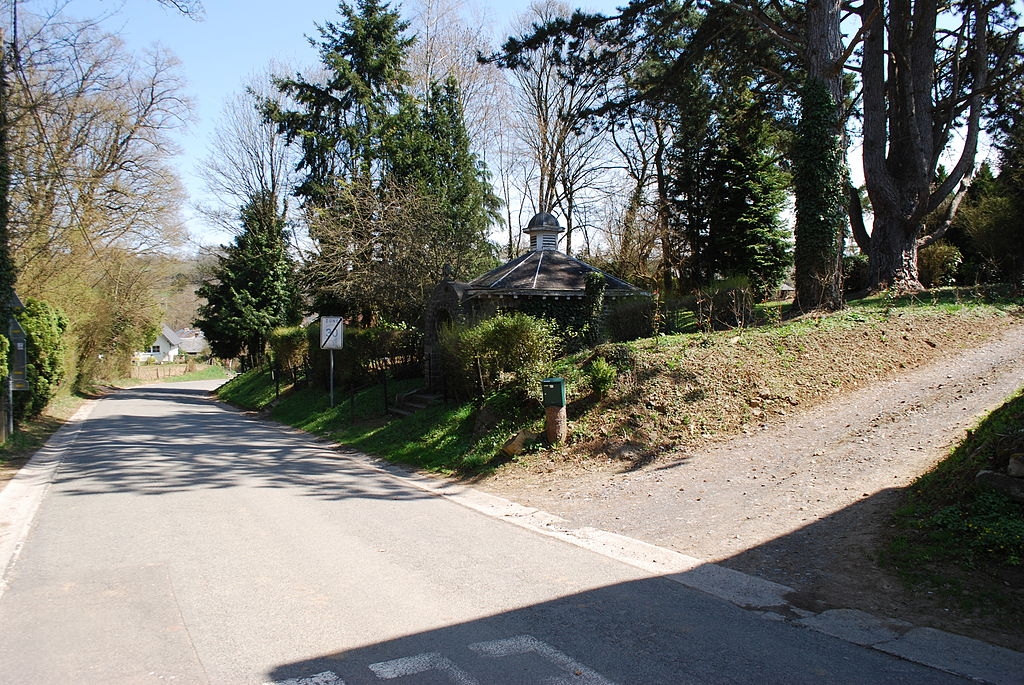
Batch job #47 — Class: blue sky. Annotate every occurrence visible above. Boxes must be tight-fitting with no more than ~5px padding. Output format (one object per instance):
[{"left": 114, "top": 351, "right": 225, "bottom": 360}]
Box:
[{"left": 60, "top": 0, "right": 624, "bottom": 245}]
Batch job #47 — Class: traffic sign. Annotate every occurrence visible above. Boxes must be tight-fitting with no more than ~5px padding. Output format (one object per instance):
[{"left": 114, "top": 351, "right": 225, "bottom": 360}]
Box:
[{"left": 319, "top": 317, "right": 344, "bottom": 350}]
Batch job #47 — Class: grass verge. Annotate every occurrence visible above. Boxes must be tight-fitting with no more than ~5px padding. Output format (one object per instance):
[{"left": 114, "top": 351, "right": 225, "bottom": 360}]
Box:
[
  {"left": 883, "top": 388, "right": 1024, "bottom": 626},
  {"left": 218, "top": 369, "right": 529, "bottom": 475}
]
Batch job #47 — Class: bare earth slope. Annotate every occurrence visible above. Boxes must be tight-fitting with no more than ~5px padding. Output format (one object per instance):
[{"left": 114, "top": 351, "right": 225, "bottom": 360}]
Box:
[{"left": 478, "top": 317, "right": 1024, "bottom": 652}]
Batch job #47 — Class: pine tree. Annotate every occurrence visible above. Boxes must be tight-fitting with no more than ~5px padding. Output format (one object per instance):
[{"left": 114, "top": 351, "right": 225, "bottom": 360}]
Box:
[
  {"left": 265, "top": 0, "right": 414, "bottom": 205},
  {"left": 195, "top": 194, "right": 301, "bottom": 369},
  {"left": 268, "top": 2, "right": 499, "bottom": 323},
  {"left": 388, "top": 75, "right": 499, "bottom": 280},
  {"left": 709, "top": 86, "right": 792, "bottom": 301}
]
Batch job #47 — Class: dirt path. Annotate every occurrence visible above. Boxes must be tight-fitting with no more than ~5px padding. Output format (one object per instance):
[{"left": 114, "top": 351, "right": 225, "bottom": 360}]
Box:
[{"left": 478, "top": 323, "right": 1024, "bottom": 651}]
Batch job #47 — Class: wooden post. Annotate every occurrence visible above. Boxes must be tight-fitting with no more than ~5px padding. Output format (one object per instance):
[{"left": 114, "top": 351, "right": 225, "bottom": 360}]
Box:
[{"left": 545, "top": 405, "right": 567, "bottom": 444}]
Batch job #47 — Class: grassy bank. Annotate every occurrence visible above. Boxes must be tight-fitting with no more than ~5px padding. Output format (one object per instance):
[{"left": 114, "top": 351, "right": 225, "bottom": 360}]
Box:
[
  {"left": 218, "top": 370, "right": 516, "bottom": 473},
  {"left": 883, "top": 389, "right": 1024, "bottom": 624},
  {"left": 217, "top": 290, "right": 1023, "bottom": 477}
]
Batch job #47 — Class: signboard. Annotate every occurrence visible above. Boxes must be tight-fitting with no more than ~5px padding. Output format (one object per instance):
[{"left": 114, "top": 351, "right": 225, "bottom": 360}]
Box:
[
  {"left": 319, "top": 316, "right": 344, "bottom": 350},
  {"left": 7, "top": 317, "right": 28, "bottom": 391}
]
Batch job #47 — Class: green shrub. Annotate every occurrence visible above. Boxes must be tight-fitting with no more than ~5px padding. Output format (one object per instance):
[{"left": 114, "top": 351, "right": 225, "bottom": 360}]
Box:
[
  {"left": 593, "top": 342, "right": 638, "bottom": 373},
  {"left": 268, "top": 325, "right": 309, "bottom": 384},
  {"left": 587, "top": 357, "right": 617, "bottom": 397},
  {"left": 440, "top": 312, "right": 558, "bottom": 401},
  {"left": 959, "top": 194, "right": 1024, "bottom": 283},
  {"left": 14, "top": 299, "right": 69, "bottom": 421},
  {"left": 308, "top": 321, "right": 423, "bottom": 389},
  {"left": 843, "top": 253, "right": 870, "bottom": 293},
  {"left": 918, "top": 242, "right": 963, "bottom": 287}
]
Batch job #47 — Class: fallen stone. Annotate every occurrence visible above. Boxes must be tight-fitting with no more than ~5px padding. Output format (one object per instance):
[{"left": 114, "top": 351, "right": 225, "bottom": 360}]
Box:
[
  {"left": 501, "top": 429, "right": 540, "bottom": 457},
  {"left": 976, "top": 469, "right": 1024, "bottom": 501},
  {"left": 1007, "top": 454, "right": 1024, "bottom": 478}
]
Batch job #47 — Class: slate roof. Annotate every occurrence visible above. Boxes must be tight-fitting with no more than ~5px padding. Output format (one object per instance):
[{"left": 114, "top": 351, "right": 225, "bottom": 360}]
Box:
[
  {"left": 176, "top": 329, "right": 208, "bottom": 355},
  {"left": 161, "top": 324, "right": 181, "bottom": 346},
  {"left": 465, "top": 250, "right": 643, "bottom": 298}
]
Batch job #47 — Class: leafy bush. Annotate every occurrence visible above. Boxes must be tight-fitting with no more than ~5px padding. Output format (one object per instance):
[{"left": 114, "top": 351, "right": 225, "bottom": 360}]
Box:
[
  {"left": 268, "top": 325, "right": 309, "bottom": 384},
  {"left": 309, "top": 321, "right": 423, "bottom": 389},
  {"left": 959, "top": 194, "right": 1024, "bottom": 283},
  {"left": 592, "top": 342, "right": 638, "bottom": 373},
  {"left": 440, "top": 312, "right": 558, "bottom": 402},
  {"left": 14, "top": 299, "right": 69, "bottom": 421},
  {"left": 587, "top": 357, "right": 617, "bottom": 397},
  {"left": 918, "top": 242, "right": 963, "bottom": 287},
  {"left": 843, "top": 253, "right": 870, "bottom": 293}
]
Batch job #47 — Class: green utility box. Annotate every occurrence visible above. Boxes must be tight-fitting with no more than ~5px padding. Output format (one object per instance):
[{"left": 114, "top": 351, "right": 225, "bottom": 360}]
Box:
[{"left": 541, "top": 378, "right": 566, "bottom": 408}]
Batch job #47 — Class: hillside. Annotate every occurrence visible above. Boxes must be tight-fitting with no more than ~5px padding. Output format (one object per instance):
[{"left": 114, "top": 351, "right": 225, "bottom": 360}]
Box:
[{"left": 536, "top": 302, "right": 1021, "bottom": 470}]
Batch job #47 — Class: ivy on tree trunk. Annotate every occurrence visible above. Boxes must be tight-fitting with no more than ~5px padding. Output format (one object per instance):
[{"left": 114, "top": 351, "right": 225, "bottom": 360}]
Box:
[{"left": 792, "top": 79, "right": 846, "bottom": 312}]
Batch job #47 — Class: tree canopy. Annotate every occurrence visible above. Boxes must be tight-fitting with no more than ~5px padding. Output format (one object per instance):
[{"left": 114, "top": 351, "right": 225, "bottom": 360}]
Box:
[{"left": 264, "top": 0, "right": 499, "bottom": 323}]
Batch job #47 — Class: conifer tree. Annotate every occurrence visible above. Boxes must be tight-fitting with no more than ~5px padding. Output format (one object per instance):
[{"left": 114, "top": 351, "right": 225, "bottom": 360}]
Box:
[
  {"left": 266, "top": 1, "right": 499, "bottom": 322},
  {"left": 195, "top": 193, "right": 301, "bottom": 369},
  {"left": 388, "top": 75, "right": 499, "bottom": 279}
]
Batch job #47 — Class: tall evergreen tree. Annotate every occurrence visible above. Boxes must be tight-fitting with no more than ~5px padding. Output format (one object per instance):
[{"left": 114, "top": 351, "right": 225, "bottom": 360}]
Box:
[
  {"left": 195, "top": 193, "right": 301, "bottom": 369},
  {"left": 709, "top": 86, "right": 792, "bottom": 301},
  {"left": 267, "top": 2, "right": 499, "bottom": 323},
  {"left": 492, "top": 1, "right": 793, "bottom": 299},
  {"left": 265, "top": 0, "right": 414, "bottom": 205},
  {"left": 388, "top": 75, "right": 500, "bottom": 279}
]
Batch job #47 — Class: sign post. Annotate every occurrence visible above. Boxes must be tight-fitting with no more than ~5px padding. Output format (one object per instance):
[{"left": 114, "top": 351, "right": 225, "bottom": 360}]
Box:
[
  {"left": 6, "top": 291, "right": 27, "bottom": 439},
  {"left": 319, "top": 317, "right": 345, "bottom": 407}
]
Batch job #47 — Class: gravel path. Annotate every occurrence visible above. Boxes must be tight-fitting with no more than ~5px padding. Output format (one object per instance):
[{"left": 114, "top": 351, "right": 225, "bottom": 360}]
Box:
[{"left": 479, "top": 323, "right": 1024, "bottom": 650}]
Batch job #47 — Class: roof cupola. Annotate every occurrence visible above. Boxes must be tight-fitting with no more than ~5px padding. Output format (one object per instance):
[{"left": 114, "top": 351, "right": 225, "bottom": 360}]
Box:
[{"left": 525, "top": 212, "right": 564, "bottom": 252}]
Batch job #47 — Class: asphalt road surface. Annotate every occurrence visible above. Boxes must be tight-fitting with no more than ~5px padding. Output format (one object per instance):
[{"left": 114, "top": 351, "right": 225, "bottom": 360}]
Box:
[{"left": 0, "top": 381, "right": 1009, "bottom": 684}]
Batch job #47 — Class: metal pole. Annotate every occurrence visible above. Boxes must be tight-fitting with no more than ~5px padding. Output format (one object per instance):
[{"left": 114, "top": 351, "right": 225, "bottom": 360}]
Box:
[{"left": 329, "top": 349, "right": 335, "bottom": 408}]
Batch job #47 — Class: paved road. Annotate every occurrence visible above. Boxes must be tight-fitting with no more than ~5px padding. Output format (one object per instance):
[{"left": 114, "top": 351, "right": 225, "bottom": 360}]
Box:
[{"left": 0, "top": 381, "right": 1016, "bottom": 684}]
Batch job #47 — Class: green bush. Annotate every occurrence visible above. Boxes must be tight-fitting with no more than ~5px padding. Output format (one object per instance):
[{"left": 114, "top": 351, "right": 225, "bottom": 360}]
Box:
[
  {"left": 14, "top": 299, "right": 69, "bottom": 421},
  {"left": 592, "top": 342, "right": 638, "bottom": 373},
  {"left": 587, "top": 357, "right": 617, "bottom": 397},
  {"left": 918, "top": 242, "right": 963, "bottom": 287},
  {"left": 960, "top": 194, "right": 1024, "bottom": 283},
  {"left": 440, "top": 312, "right": 558, "bottom": 402},
  {"left": 843, "top": 253, "right": 870, "bottom": 293},
  {"left": 268, "top": 325, "right": 309, "bottom": 384},
  {"left": 309, "top": 321, "right": 423, "bottom": 389}
]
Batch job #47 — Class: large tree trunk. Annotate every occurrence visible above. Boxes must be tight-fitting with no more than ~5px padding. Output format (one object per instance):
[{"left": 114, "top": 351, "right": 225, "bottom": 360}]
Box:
[
  {"left": 867, "top": 211, "right": 923, "bottom": 291},
  {"left": 859, "top": 0, "right": 990, "bottom": 293},
  {"left": 791, "top": 0, "right": 847, "bottom": 312}
]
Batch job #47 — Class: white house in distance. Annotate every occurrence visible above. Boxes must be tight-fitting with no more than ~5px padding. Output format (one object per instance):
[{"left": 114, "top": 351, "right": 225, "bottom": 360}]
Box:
[
  {"left": 176, "top": 328, "right": 209, "bottom": 358},
  {"left": 135, "top": 325, "right": 181, "bottom": 364}
]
